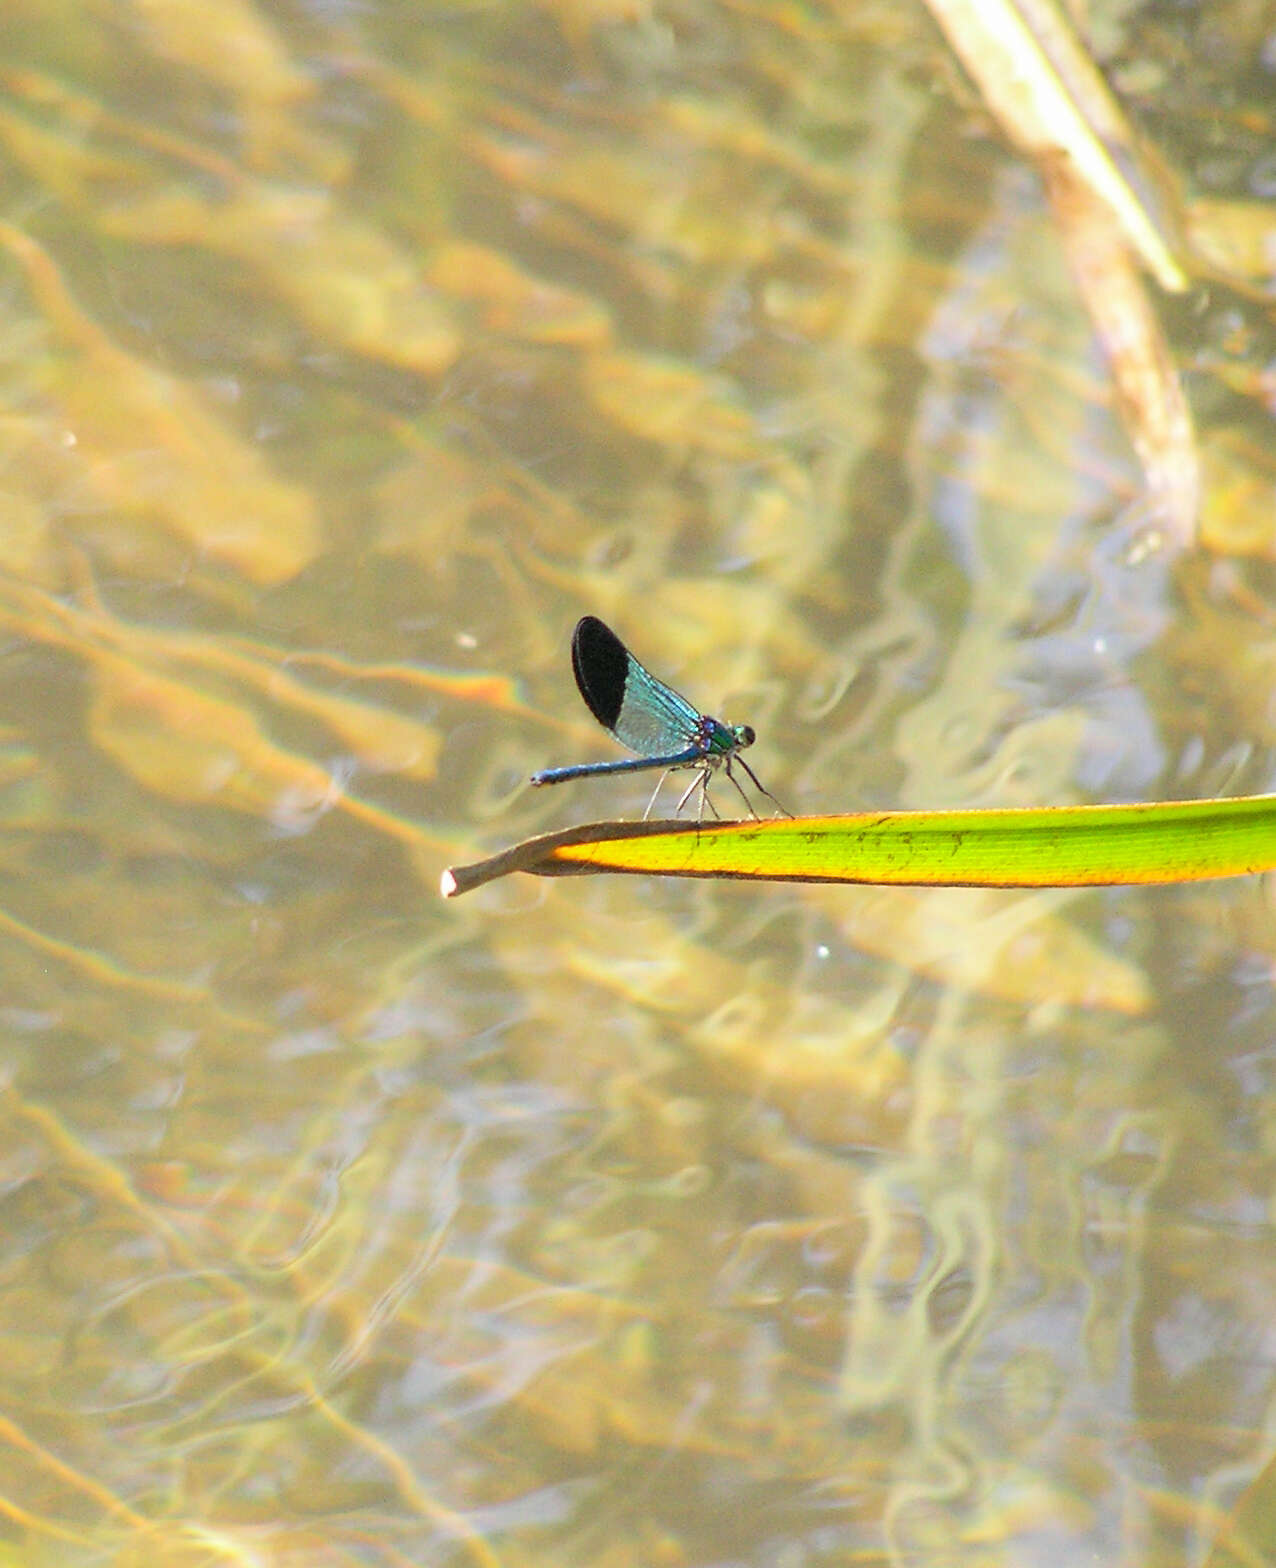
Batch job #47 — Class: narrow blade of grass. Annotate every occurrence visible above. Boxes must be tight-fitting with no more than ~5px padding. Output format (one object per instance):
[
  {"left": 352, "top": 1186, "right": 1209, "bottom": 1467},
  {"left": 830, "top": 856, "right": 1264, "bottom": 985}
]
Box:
[{"left": 441, "top": 796, "right": 1276, "bottom": 898}]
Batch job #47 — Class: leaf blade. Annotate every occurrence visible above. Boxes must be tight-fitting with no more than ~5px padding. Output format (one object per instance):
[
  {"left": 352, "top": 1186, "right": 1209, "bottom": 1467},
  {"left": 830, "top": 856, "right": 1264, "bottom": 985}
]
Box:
[{"left": 441, "top": 796, "right": 1276, "bottom": 897}]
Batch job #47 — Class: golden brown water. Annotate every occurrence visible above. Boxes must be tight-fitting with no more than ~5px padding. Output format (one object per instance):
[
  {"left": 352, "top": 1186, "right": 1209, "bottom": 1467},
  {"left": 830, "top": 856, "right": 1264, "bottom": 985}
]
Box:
[{"left": 1, "top": 1, "right": 1276, "bottom": 1563}]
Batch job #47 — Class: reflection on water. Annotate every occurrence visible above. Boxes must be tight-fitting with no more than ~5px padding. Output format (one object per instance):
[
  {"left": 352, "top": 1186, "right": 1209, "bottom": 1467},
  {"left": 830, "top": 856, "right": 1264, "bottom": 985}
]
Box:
[{"left": 1, "top": 0, "right": 1275, "bottom": 1563}]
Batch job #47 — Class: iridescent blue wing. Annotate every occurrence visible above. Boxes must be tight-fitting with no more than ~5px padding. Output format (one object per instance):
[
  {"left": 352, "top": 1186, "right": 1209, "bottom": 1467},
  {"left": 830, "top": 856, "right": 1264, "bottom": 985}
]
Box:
[{"left": 571, "top": 617, "right": 703, "bottom": 759}]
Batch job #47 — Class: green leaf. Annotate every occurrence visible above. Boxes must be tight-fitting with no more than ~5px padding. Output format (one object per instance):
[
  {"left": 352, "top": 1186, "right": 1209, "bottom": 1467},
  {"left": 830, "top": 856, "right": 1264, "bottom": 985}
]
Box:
[{"left": 440, "top": 795, "right": 1276, "bottom": 897}]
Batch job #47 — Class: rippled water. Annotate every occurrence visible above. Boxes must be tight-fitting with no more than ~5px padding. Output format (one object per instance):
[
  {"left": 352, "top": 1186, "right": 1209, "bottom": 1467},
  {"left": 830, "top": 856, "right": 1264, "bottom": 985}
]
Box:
[{"left": 1, "top": 1, "right": 1275, "bottom": 1564}]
